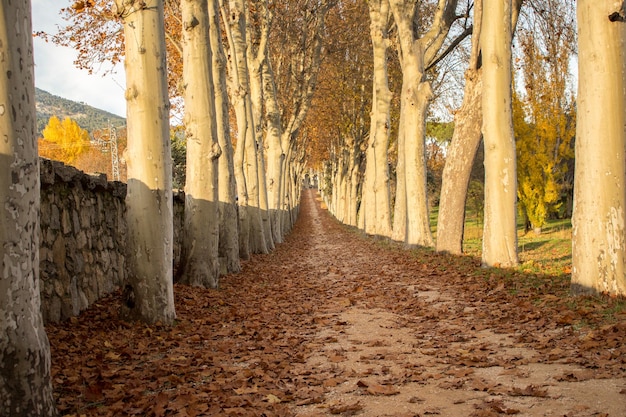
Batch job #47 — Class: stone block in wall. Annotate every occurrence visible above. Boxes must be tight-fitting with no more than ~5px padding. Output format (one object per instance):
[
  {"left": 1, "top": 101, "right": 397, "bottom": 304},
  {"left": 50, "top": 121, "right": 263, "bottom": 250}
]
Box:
[{"left": 39, "top": 159, "right": 129, "bottom": 323}]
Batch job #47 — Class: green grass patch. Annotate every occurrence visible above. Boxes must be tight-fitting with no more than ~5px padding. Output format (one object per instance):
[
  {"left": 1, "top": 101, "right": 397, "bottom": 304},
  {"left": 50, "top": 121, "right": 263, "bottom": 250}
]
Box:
[{"left": 445, "top": 210, "right": 572, "bottom": 277}]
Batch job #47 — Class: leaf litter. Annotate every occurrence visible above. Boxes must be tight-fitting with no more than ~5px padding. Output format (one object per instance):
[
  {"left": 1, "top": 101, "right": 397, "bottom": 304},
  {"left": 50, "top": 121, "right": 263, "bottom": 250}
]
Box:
[{"left": 48, "top": 190, "right": 626, "bottom": 416}]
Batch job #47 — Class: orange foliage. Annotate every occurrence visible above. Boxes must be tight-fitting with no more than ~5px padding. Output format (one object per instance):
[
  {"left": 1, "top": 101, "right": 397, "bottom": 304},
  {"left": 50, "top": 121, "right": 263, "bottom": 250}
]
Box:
[{"left": 302, "top": 0, "right": 372, "bottom": 169}]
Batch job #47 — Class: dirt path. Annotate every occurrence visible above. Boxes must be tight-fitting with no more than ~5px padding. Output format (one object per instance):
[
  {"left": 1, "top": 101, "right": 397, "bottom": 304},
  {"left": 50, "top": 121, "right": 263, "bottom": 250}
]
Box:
[
  {"left": 293, "top": 190, "right": 625, "bottom": 416},
  {"left": 48, "top": 189, "right": 626, "bottom": 416}
]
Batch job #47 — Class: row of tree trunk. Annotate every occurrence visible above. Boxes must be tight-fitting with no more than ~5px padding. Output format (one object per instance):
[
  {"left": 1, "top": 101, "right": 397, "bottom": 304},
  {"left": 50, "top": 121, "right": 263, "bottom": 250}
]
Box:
[
  {"left": 1, "top": 0, "right": 330, "bottom": 414},
  {"left": 119, "top": 0, "right": 326, "bottom": 325},
  {"left": 321, "top": 0, "right": 626, "bottom": 298}
]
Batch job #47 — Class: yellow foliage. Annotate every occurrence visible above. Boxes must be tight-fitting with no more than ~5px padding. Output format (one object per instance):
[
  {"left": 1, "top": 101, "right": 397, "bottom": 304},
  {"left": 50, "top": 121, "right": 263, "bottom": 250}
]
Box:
[
  {"left": 514, "top": 29, "right": 575, "bottom": 230},
  {"left": 39, "top": 116, "right": 91, "bottom": 165}
]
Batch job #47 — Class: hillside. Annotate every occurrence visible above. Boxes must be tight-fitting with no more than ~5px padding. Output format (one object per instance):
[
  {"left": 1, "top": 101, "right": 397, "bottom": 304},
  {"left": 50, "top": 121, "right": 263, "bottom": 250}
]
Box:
[{"left": 35, "top": 88, "right": 125, "bottom": 135}]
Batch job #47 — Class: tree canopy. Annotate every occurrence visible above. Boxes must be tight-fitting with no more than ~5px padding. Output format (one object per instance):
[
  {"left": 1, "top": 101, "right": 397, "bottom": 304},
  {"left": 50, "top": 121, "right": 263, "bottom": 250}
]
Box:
[{"left": 39, "top": 116, "right": 91, "bottom": 164}]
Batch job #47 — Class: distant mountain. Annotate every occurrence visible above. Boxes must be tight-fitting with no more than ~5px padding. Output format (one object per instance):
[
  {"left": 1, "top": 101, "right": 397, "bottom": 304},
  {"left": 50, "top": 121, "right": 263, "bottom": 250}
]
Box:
[{"left": 35, "top": 88, "right": 125, "bottom": 135}]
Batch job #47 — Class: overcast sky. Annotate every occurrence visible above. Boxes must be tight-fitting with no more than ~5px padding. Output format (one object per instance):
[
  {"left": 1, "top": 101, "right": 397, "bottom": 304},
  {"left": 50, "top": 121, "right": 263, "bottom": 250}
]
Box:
[{"left": 31, "top": 0, "right": 126, "bottom": 117}]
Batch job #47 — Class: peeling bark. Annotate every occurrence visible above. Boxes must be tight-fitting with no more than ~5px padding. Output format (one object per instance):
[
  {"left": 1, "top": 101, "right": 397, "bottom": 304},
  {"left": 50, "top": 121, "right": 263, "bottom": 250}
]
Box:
[
  {"left": 481, "top": 0, "right": 518, "bottom": 267},
  {"left": 178, "top": 0, "right": 220, "bottom": 288},
  {"left": 0, "top": 1, "right": 57, "bottom": 414},
  {"left": 362, "top": 0, "right": 392, "bottom": 238},
  {"left": 116, "top": 0, "right": 176, "bottom": 323},
  {"left": 209, "top": 0, "right": 240, "bottom": 274},
  {"left": 572, "top": 0, "right": 626, "bottom": 296}
]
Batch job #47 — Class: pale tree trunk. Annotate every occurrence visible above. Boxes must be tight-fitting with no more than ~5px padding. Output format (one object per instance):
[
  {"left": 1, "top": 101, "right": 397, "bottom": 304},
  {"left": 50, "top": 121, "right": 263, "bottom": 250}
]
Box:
[
  {"left": 436, "top": 0, "right": 522, "bottom": 255},
  {"left": 263, "top": 58, "right": 287, "bottom": 244},
  {"left": 0, "top": 1, "right": 57, "bottom": 413},
  {"left": 178, "top": 0, "right": 221, "bottom": 288},
  {"left": 329, "top": 138, "right": 345, "bottom": 222},
  {"left": 392, "top": 113, "right": 408, "bottom": 241},
  {"left": 116, "top": 0, "right": 176, "bottom": 324},
  {"left": 248, "top": 70, "right": 273, "bottom": 253},
  {"left": 281, "top": 143, "right": 298, "bottom": 234},
  {"left": 224, "top": 0, "right": 268, "bottom": 255},
  {"left": 256, "top": 145, "right": 273, "bottom": 250},
  {"left": 436, "top": 0, "right": 483, "bottom": 255},
  {"left": 249, "top": 72, "right": 274, "bottom": 253},
  {"left": 221, "top": 0, "right": 250, "bottom": 259},
  {"left": 244, "top": 107, "right": 269, "bottom": 254},
  {"left": 279, "top": 141, "right": 293, "bottom": 236},
  {"left": 572, "top": 0, "right": 626, "bottom": 296},
  {"left": 389, "top": 27, "right": 434, "bottom": 245},
  {"left": 338, "top": 147, "right": 353, "bottom": 225},
  {"left": 290, "top": 146, "right": 307, "bottom": 220},
  {"left": 247, "top": 7, "right": 274, "bottom": 251},
  {"left": 348, "top": 152, "right": 362, "bottom": 226},
  {"left": 326, "top": 149, "right": 337, "bottom": 215},
  {"left": 481, "top": 0, "right": 518, "bottom": 267},
  {"left": 362, "top": 0, "right": 392, "bottom": 238},
  {"left": 389, "top": 0, "right": 458, "bottom": 247},
  {"left": 436, "top": 71, "right": 482, "bottom": 254},
  {"left": 209, "top": 0, "right": 240, "bottom": 273}
]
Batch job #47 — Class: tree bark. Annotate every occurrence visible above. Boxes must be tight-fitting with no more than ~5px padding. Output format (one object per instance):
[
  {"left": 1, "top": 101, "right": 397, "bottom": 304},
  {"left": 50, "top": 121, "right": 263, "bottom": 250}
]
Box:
[
  {"left": 362, "top": 0, "right": 392, "bottom": 238},
  {"left": 247, "top": 7, "right": 274, "bottom": 252},
  {"left": 436, "top": 0, "right": 483, "bottom": 254},
  {"left": 224, "top": 0, "right": 268, "bottom": 255},
  {"left": 436, "top": 0, "right": 522, "bottom": 255},
  {"left": 222, "top": 0, "right": 251, "bottom": 259},
  {"left": 389, "top": 0, "right": 434, "bottom": 246},
  {"left": 572, "top": 0, "right": 626, "bottom": 296},
  {"left": 389, "top": 0, "right": 458, "bottom": 247},
  {"left": 116, "top": 0, "right": 176, "bottom": 324},
  {"left": 209, "top": 0, "right": 240, "bottom": 273},
  {"left": 263, "top": 59, "right": 287, "bottom": 244},
  {"left": 481, "top": 0, "right": 518, "bottom": 267},
  {"left": 0, "top": 1, "right": 57, "bottom": 413},
  {"left": 178, "top": 0, "right": 221, "bottom": 288},
  {"left": 436, "top": 70, "right": 482, "bottom": 254}
]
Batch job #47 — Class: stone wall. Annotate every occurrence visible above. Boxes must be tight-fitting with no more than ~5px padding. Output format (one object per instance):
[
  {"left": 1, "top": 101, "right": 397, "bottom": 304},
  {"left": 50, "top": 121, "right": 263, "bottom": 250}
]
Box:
[{"left": 39, "top": 159, "right": 184, "bottom": 323}]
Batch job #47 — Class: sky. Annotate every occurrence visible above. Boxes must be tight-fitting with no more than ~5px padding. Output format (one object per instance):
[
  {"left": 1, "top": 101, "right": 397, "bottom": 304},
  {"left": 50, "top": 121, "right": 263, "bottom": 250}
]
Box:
[{"left": 31, "top": 0, "right": 127, "bottom": 117}]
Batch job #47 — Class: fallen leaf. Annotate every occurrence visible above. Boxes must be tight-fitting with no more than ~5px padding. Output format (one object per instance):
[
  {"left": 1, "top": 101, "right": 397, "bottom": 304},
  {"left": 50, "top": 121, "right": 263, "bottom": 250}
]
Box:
[
  {"left": 509, "top": 384, "right": 549, "bottom": 397},
  {"left": 266, "top": 394, "right": 281, "bottom": 404}
]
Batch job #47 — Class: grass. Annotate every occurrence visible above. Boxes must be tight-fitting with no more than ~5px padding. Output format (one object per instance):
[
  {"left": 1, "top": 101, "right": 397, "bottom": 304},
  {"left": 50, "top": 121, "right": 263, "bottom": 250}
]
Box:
[{"left": 431, "top": 207, "right": 573, "bottom": 277}]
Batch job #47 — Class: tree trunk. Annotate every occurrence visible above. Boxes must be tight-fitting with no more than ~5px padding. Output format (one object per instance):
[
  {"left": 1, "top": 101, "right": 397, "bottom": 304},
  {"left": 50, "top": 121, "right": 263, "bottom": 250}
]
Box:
[
  {"left": 362, "top": 0, "right": 392, "bottom": 238},
  {"left": 436, "top": 0, "right": 484, "bottom": 255},
  {"left": 0, "top": 1, "right": 57, "bottom": 413},
  {"left": 178, "top": 0, "right": 221, "bottom": 288},
  {"left": 388, "top": 3, "right": 435, "bottom": 246},
  {"left": 209, "top": 0, "right": 240, "bottom": 274},
  {"left": 402, "top": 78, "right": 434, "bottom": 247},
  {"left": 436, "top": 0, "right": 522, "bottom": 255},
  {"left": 263, "top": 59, "right": 286, "bottom": 244},
  {"left": 222, "top": 0, "right": 251, "bottom": 259},
  {"left": 392, "top": 114, "right": 408, "bottom": 242},
  {"left": 116, "top": 0, "right": 176, "bottom": 324},
  {"left": 348, "top": 152, "right": 362, "bottom": 226},
  {"left": 572, "top": 0, "right": 626, "bottom": 296},
  {"left": 248, "top": 55, "right": 274, "bottom": 252},
  {"left": 389, "top": 0, "right": 459, "bottom": 247},
  {"left": 244, "top": 111, "right": 269, "bottom": 254},
  {"left": 436, "top": 74, "right": 482, "bottom": 254},
  {"left": 225, "top": 0, "right": 268, "bottom": 255},
  {"left": 481, "top": 0, "right": 518, "bottom": 267}
]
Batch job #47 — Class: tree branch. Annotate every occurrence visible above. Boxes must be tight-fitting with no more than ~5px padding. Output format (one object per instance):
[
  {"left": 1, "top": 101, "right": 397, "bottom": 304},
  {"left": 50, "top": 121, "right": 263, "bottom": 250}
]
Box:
[{"left": 426, "top": 24, "right": 472, "bottom": 72}]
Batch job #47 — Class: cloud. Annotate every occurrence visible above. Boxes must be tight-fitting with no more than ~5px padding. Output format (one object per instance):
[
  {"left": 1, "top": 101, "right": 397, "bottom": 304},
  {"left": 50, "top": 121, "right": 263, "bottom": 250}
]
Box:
[{"left": 31, "top": 0, "right": 126, "bottom": 117}]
